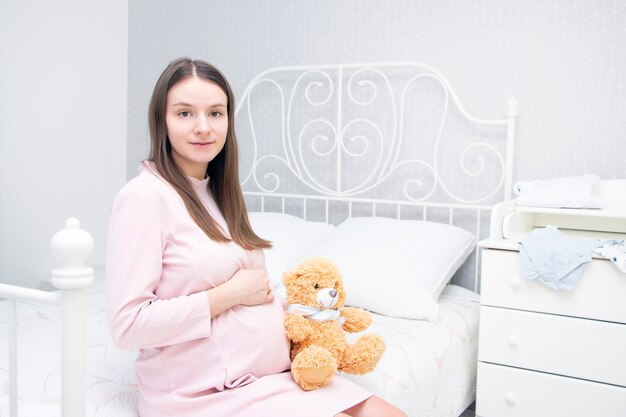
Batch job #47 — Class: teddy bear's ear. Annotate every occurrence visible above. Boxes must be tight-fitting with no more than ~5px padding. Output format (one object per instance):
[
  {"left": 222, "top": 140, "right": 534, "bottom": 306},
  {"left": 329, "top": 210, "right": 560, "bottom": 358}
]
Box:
[{"left": 282, "top": 269, "right": 301, "bottom": 286}]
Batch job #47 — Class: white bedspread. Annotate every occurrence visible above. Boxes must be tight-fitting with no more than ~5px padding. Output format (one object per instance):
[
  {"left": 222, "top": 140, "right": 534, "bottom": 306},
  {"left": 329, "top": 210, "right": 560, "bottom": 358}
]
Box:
[
  {"left": 0, "top": 284, "right": 478, "bottom": 417},
  {"left": 344, "top": 285, "right": 480, "bottom": 417}
]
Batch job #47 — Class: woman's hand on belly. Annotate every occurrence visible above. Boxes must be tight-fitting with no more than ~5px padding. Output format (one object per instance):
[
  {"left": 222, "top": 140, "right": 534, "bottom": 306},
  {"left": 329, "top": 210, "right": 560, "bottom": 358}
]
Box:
[
  {"left": 205, "top": 269, "right": 274, "bottom": 317},
  {"left": 227, "top": 268, "right": 274, "bottom": 306}
]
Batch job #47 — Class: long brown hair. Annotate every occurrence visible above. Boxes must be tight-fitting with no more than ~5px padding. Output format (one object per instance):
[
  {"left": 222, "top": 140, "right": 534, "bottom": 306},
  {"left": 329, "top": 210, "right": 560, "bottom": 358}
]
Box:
[{"left": 148, "top": 57, "right": 270, "bottom": 250}]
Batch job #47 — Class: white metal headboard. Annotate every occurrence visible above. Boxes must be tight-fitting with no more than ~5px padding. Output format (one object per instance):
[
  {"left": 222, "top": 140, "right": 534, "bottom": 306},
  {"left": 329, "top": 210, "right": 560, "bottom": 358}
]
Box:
[{"left": 236, "top": 62, "right": 517, "bottom": 290}]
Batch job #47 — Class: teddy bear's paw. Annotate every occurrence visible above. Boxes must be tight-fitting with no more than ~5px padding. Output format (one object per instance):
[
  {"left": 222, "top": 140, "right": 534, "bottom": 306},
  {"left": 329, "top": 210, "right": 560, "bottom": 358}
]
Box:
[
  {"left": 339, "top": 334, "right": 386, "bottom": 375},
  {"left": 300, "top": 366, "right": 334, "bottom": 386},
  {"left": 291, "top": 345, "right": 338, "bottom": 391},
  {"left": 340, "top": 307, "right": 372, "bottom": 333},
  {"left": 284, "top": 313, "right": 311, "bottom": 342}
]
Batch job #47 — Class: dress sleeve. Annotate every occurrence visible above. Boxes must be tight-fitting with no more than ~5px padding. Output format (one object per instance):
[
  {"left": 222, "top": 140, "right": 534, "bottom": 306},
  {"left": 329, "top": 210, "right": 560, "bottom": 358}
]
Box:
[{"left": 105, "top": 191, "right": 212, "bottom": 350}]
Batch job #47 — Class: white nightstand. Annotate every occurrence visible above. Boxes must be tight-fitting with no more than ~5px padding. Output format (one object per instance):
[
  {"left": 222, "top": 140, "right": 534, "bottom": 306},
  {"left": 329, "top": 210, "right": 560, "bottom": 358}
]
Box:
[{"left": 475, "top": 181, "right": 626, "bottom": 417}]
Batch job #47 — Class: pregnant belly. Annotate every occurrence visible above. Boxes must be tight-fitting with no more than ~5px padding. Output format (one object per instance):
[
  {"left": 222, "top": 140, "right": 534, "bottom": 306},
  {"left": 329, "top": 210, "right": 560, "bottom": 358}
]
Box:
[
  {"left": 148, "top": 298, "right": 291, "bottom": 396},
  {"left": 217, "top": 299, "right": 291, "bottom": 385}
]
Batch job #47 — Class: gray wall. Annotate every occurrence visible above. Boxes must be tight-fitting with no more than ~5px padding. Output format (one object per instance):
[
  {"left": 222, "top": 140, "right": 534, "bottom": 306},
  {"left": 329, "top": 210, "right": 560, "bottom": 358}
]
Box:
[
  {"left": 0, "top": 0, "right": 128, "bottom": 288},
  {"left": 128, "top": 0, "right": 626, "bottom": 183}
]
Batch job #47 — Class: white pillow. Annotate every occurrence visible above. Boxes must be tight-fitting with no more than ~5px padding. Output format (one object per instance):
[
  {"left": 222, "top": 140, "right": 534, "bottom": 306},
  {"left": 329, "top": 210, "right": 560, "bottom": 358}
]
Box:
[
  {"left": 514, "top": 174, "right": 604, "bottom": 209},
  {"left": 295, "top": 217, "right": 476, "bottom": 321},
  {"left": 247, "top": 212, "right": 335, "bottom": 290},
  {"left": 439, "top": 284, "right": 481, "bottom": 303}
]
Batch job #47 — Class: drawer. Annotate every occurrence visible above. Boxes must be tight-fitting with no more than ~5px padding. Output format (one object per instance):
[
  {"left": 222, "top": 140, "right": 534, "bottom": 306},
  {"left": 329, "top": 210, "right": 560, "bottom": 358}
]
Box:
[
  {"left": 478, "top": 306, "right": 626, "bottom": 386},
  {"left": 481, "top": 248, "right": 626, "bottom": 324},
  {"left": 476, "top": 362, "right": 626, "bottom": 417}
]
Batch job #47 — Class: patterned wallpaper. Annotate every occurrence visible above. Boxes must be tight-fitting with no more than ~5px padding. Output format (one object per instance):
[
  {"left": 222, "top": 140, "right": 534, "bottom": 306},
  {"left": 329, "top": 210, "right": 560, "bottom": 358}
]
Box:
[{"left": 128, "top": 0, "right": 626, "bottom": 290}]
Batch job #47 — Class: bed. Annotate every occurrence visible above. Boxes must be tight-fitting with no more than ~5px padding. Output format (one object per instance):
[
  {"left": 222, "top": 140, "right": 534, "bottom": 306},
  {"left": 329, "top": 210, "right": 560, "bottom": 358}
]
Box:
[
  {"left": 0, "top": 279, "right": 480, "bottom": 417},
  {"left": 0, "top": 62, "right": 517, "bottom": 417}
]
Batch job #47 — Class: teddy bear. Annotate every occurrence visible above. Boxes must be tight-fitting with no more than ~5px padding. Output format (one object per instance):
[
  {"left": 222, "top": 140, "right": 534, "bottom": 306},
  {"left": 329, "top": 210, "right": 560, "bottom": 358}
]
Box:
[{"left": 282, "top": 257, "right": 386, "bottom": 391}]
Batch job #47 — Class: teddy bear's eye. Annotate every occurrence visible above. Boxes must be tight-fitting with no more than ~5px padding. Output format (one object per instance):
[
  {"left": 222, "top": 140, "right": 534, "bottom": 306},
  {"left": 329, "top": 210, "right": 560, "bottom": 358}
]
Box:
[{"left": 314, "top": 283, "right": 320, "bottom": 289}]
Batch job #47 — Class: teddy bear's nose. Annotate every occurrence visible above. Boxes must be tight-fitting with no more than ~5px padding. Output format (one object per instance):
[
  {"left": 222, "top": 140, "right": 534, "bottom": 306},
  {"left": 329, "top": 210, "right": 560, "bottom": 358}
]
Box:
[{"left": 329, "top": 289, "right": 337, "bottom": 298}]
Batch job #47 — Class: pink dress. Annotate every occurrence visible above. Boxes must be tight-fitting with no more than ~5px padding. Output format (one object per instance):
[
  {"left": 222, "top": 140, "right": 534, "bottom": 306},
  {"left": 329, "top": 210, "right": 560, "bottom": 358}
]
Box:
[{"left": 105, "top": 164, "right": 371, "bottom": 417}]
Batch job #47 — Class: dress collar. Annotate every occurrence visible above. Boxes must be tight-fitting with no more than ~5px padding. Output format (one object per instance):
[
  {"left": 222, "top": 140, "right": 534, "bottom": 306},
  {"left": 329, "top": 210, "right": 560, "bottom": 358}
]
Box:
[
  {"left": 140, "top": 161, "right": 209, "bottom": 189},
  {"left": 187, "top": 175, "right": 210, "bottom": 189}
]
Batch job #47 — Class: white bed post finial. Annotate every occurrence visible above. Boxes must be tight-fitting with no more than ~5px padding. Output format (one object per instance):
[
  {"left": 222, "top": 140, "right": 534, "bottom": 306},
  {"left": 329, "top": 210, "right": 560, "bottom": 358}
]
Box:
[
  {"left": 504, "top": 96, "right": 518, "bottom": 200},
  {"left": 51, "top": 217, "right": 94, "bottom": 417}
]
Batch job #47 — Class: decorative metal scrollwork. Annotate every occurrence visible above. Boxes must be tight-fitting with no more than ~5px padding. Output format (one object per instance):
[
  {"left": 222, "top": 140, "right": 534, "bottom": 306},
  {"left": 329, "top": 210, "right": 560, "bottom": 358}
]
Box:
[{"left": 236, "top": 63, "right": 512, "bottom": 204}]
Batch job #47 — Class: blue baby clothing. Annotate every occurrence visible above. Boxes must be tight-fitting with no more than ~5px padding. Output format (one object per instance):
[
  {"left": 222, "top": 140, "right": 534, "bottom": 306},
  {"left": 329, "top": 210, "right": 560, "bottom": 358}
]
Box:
[{"left": 516, "top": 226, "right": 617, "bottom": 291}]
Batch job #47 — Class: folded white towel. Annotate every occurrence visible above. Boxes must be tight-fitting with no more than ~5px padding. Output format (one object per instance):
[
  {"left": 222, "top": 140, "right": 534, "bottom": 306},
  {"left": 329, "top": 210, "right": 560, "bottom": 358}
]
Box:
[{"left": 514, "top": 174, "right": 604, "bottom": 209}]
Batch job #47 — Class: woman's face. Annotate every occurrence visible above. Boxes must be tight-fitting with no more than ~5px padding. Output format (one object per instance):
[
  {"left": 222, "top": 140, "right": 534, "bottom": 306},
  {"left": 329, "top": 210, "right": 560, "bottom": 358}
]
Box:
[{"left": 165, "top": 76, "right": 228, "bottom": 180}]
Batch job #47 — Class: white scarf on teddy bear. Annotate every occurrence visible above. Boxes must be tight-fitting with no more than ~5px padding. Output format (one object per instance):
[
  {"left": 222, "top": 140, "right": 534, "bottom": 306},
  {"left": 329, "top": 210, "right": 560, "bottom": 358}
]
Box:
[{"left": 287, "top": 304, "right": 346, "bottom": 324}]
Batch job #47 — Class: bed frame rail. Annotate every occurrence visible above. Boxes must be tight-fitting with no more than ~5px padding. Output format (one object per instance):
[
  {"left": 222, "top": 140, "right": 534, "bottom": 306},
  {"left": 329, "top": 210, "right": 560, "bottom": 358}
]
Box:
[
  {"left": 246, "top": 192, "right": 491, "bottom": 291},
  {"left": 0, "top": 218, "right": 94, "bottom": 417}
]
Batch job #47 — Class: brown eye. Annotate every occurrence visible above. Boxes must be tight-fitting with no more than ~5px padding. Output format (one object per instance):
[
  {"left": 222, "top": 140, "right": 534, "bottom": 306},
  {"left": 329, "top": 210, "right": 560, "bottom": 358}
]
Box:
[{"left": 314, "top": 284, "right": 320, "bottom": 289}]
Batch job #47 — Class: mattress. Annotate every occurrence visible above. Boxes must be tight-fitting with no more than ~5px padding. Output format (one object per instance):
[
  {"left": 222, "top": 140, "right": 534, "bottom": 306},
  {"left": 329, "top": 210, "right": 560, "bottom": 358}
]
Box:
[
  {"left": 343, "top": 284, "right": 480, "bottom": 417},
  {"left": 0, "top": 283, "right": 479, "bottom": 417}
]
